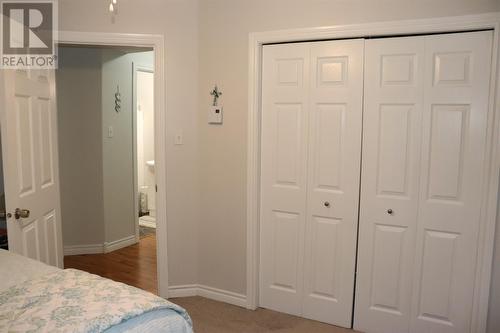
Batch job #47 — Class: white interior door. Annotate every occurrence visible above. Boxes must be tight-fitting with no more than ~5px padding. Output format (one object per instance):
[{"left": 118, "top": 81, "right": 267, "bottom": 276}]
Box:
[
  {"left": 409, "top": 31, "right": 492, "bottom": 333},
  {"left": 355, "top": 36, "right": 426, "bottom": 333},
  {"left": 1, "top": 69, "right": 63, "bottom": 268},
  {"left": 302, "top": 40, "right": 363, "bottom": 327},
  {"left": 260, "top": 42, "right": 310, "bottom": 316},
  {"left": 260, "top": 39, "right": 363, "bottom": 327},
  {"left": 355, "top": 31, "right": 493, "bottom": 333}
]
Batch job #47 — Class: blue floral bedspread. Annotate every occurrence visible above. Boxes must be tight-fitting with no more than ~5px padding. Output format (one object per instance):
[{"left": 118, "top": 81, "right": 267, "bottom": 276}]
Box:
[{"left": 0, "top": 269, "right": 192, "bottom": 333}]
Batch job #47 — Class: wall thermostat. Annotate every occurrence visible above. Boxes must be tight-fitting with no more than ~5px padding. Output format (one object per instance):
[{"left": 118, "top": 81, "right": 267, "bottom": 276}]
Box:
[{"left": 208, "top": 106, "right": 223, "bottom": 124}]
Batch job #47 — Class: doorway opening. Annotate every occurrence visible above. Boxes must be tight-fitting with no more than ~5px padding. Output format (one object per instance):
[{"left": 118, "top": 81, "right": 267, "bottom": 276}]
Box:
[
  {"left": 0, "top": 136, "right": 6, "bottom": 251},
  {"left": 134, "top": 65, "right": 156, "bottom": 238},
  {"left": 56, "top": 44, "right": 158, "bottom": 294}
]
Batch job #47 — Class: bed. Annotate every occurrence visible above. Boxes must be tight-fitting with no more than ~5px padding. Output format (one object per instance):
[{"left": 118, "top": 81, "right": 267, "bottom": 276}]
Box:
[{"left": 0, "top": 249, "right": 193, "bottom": 333}]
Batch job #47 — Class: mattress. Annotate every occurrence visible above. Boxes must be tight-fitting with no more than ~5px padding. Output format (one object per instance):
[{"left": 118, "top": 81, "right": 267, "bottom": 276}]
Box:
[{"left": 0, "top": 249, "right": 193, "bottom": 333}]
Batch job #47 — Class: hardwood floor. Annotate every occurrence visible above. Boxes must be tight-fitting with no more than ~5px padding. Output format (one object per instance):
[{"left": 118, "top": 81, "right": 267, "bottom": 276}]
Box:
[
  {"left": 64, "top": 233, "right": 359, "bottom": 332},
  {"left": 64, "top": 233, "right": 158, "bottom": 294}
]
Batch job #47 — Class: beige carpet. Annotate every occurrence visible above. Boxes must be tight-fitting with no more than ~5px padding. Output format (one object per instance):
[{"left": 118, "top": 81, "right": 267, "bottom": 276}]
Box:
[{"left": 173, "top": 296, "right": 360, "bottom": 333}]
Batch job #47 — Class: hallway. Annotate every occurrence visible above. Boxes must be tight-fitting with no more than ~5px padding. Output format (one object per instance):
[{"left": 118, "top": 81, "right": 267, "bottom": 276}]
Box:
[{"left": 64, "top": 232, "right": 158, "bottom": 294}]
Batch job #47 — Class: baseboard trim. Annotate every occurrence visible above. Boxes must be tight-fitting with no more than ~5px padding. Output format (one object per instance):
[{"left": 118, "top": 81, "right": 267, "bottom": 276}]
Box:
[
  {"left": 64, "top": 243, "right": 103, "bottom": 256},
  {"left": 168, "top": 284, "right": 247, "bottom": 308},
  {"left": 168, "top": 284, "right": 198, "bottom": 298},
  {"left": 104, "top": 235, "right": 137, "bottom": 253},
  {"left": 197, "top": 284, "right": 247, "bottom": 308}
]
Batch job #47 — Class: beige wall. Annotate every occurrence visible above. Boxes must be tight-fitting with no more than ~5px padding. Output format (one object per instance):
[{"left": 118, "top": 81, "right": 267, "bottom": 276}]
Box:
[
  {"left": 59, "top": 0, "right": 200, "bottom": 286},
  {"left": 197, "top": 0, "right": 500, "bottom": 295},
  {"left": 57, "top": 46, "right": 105, "bottom": 247},
  {"left": 57, "top": 1, "right": 500, "bottom": 329},
  {"left": 489, "top": 185, "right": 500, "bottom": 333},
  {"left": 197, "top": 2, "right": 500, "bottom": 332},
  {"left": 101, "top": 50, "right": 154, "bottom": 243}
]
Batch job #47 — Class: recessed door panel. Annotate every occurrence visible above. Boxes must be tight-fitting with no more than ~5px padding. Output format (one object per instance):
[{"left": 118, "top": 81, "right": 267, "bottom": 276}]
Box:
[
  {"left": 43, "top": 210, "right": 58, "bottom": 267},
  {"left": 15, "top": 95, "right": 35, "bottom": 197},
  {"left": 433, "top": 52, "right": 471, "bottom": 86},
  {"left": 308, "top": 216, "right": 341, "bottom": 300},
  {"left": 22, "top": 219, "right": 40, "bottom": 261},
  {"left": 312, "top": 104, "right": 345, "bottom": 190},
  {"left": 417, "top": 230, "right": 458, "bottom": 326},
  {"left": 38, "top": 98, "right": 55, "bottom": 189},
  {"left": 317, "top": 56, "right": 348, "bottom": 85},
  {"left": 377, "top": 104, "right": 413, "bottom": 197},
  {"left": 427, "top": 104, "right": 468, "bottom": 202},
  {"left": 370, "top": 224, "right": 407, "bottom": 315},
  {"left": 274, "top": 104, "right": 302, "bottom": 186},
  {"left": 277, "top": 59, "right": 303, "bottom": 86},
  {"left": 271, "top": 211, "right": 300, "bottom": 291},
  {"left": 381, "top": 54, "right": 416, "bottom": 85}
]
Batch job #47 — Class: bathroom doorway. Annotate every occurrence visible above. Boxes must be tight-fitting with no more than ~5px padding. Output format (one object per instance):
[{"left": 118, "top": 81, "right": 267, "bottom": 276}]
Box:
[{"left": 134, "top": 64, "right": 156, "bottom": 239}]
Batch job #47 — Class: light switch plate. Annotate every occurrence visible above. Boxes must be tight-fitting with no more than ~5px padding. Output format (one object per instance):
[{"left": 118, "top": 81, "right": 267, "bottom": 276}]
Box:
[
  {"left": 208, "top": 106, "right": 223, "bottom": 124},
  {"left": 107, "top": 126, "right": 114, "bottom": 138},
  {"left": 174, "top": 130, "right": 183, "bottom": 145}
]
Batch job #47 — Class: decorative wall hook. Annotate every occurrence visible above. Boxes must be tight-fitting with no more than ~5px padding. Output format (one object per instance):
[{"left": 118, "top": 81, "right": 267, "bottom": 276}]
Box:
[
  {"left": 210, "top": 85, "right": 222, "bottom": 106},
  {"left": 115, "top": 85, "right": 121, "bottom": 112}
]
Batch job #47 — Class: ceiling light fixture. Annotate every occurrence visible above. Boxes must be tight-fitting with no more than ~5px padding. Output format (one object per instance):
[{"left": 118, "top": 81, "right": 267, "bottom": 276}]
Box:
[{"left": 109, "top": 0, "right": 117, "bottom": 13}]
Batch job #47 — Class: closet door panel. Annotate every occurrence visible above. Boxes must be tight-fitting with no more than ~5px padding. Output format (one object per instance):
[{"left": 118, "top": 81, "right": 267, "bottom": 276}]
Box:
[
  {"left": 302, "top": 39, "right": 364, "bottom": 327},
  {"left": 410, "top": 31, "right": 492, "bottom": 333},
  {"left": 260, "top": 43, "right": 310, "bottom": 316},
  {"left": 355, "top": 37, "right": 425, "bottom": 333}
]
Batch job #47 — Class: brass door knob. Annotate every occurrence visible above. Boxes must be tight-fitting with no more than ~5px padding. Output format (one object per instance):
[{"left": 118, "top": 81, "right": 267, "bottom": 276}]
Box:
[{"left": 15, "top": 208, "right": 30, "bottom": 219}]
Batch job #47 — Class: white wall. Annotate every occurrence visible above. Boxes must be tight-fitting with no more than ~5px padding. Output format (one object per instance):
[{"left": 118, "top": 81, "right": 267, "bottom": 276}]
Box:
[
  {"left": 59, "top": 0, "right": 200, "bottom": 286},
  {"left": 57, "top": 46, "right": 105, "bottom": 247}
]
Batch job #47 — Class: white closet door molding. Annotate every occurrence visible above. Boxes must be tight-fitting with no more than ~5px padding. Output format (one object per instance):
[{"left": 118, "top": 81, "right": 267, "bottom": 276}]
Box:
[{"left": 302, "top": 39, "right": 364, "bottom": 327}]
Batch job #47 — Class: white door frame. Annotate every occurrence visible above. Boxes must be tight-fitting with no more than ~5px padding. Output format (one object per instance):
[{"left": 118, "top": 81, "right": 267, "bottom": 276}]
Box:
[
  {"left": 58, "top": 31, "right": 169, "bottom": 298},
  {"left": 133, "top": 63, "right": 155, "bottom": 241},
  {"left": 246, "top": 13, "right": 500, "bottom": 333}
]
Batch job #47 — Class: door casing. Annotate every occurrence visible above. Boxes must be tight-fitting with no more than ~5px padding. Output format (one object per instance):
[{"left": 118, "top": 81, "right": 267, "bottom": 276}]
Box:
[
  {"left": 57, "top": 31, "right": 169, "bottom": 298},
  {"left": 247, "top": 13, "right": 500, "bottom": 333}
]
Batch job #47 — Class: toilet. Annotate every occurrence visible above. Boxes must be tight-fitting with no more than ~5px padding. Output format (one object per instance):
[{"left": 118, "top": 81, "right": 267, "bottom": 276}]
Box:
[{"left": 139, "top": 185, "right": 156, "bottom": 228}]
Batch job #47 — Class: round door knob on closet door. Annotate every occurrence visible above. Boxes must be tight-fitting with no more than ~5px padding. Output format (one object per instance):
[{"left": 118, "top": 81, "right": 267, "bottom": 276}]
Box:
[
  {"left": 324, "top": 202, "right": 330, "bottom": 208},
  {"left": 387, "top": 209, "right": 393, "bottom": 215}
]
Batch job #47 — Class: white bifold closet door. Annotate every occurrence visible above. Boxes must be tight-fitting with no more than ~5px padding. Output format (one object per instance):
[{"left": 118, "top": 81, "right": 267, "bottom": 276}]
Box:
[
  {"left": 260, "top": 39, "right": 363, "bottom": 327},
  {"left": 355, "top": 31, "right": 492, "bottom": 333}
]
